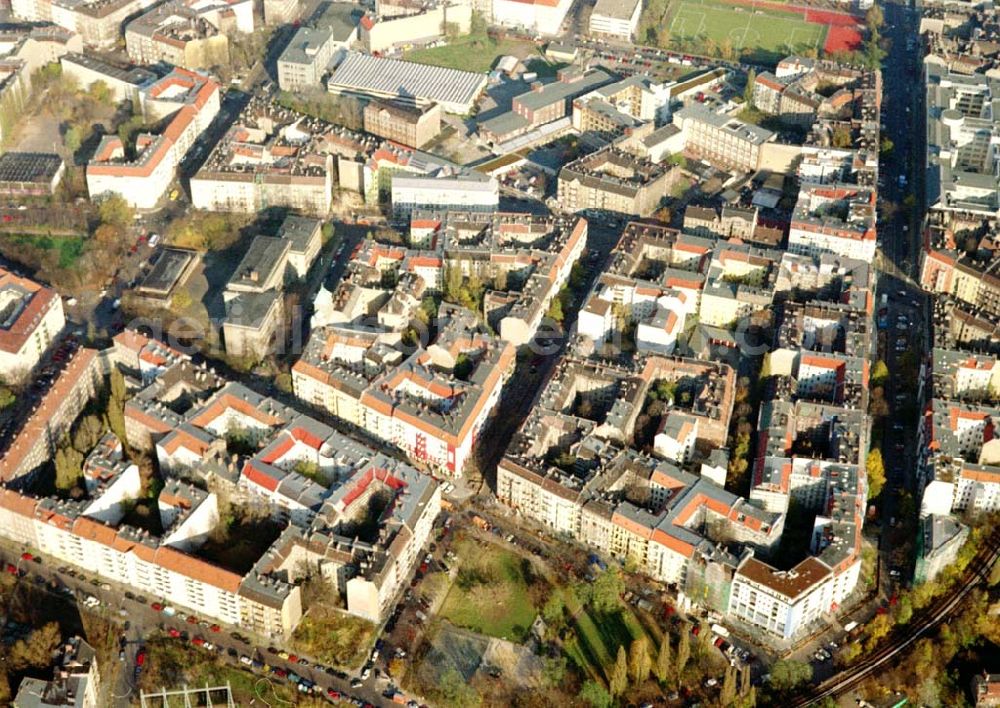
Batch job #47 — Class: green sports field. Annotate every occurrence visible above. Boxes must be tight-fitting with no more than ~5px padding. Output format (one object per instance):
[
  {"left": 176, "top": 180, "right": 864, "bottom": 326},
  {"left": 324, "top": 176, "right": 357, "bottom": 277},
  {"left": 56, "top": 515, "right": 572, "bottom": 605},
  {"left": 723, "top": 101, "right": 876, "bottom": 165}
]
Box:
[{"left": 667, "top": 0, "right": 827, "bottom": 61}]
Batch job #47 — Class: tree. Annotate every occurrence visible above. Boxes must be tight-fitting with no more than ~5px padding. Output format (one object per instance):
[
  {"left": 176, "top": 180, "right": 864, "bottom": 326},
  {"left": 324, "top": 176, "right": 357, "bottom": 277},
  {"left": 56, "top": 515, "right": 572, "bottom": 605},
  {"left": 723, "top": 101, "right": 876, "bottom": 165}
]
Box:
[
  {"left": 676, "top": 625, "right": 690, "bottom": 678},
  {"left": 654, "top": 632, "right": 672, "bottom": 684},
  {"left": 832, "top": 125, "right": 853, "bottom": 148},
  {"left": 9, "top": 622, "right": 61, "bottom": 671},
  {"left": 744, "top": 70, "right": 757, "bottom": 107},
  {"left": 629, "top": 637, "right": 650, "bottom": 685},
  {"left": 592, "top": 568, "right": 625, "bottom": 613},
  {"left": 871, "top": 360, "right": 889, "bottom": 388},
  {"left": 438, "top": 668, "right": 480, "bottom": 707},
  {"left": 542, "top": 593, "right": 565, "bottom": 627},
  {"left": 769, "top": 659, "right": 813, "bottom": 691},
  {"left": 721, "top": 664, "right": 737, "bottom": 705},
  {"left": 64, "top": 124, "right": 83, "bottom": 153},
  {"left": 72, "top": 415, "right": 105, "bottom": 453},
  {"left": 54, "top": 445, "right": 84, "bottom": 491},
  {"left": 866, "top": 448, "right": 886, "bottom": 499},
  {"left": 579, "top": 680, "right": 612, "bottom": 708},
  {"left": 107, "top": 366, "right": 128, "bottom": 445},
  {"left": 547, "top": 294, "right": 564, "bottom": 323},
  {"left": 720, "top": 37, "right": 735, "bottom": 61},
  {"left": 896, "top": 595, "right": 913, "bottom": 625},
  {"left": 609, "top": 645, "right": 628, "bottom": 697},
  {"left": 88, "top": 80, "right": 112, "bottom": 105},
  {"left": 542, "top": 655, "right": 567, "bottom": 687},
  {"left": 865, "top": 3, "right": 884, "bottom": 31},
  {"left": 98, "top": 194, "right": 133, "bottom": 228}
]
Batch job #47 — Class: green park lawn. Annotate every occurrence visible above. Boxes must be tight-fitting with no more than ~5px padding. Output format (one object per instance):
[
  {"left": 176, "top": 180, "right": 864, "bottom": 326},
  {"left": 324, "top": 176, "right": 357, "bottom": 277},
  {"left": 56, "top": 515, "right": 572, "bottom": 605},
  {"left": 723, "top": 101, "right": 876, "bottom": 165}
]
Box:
[
  {"left": 438, "top": 537, "right": 542, "bottom": 641},
  {"left": 404, "top": 35, "right": 540, "bottom": 74}
]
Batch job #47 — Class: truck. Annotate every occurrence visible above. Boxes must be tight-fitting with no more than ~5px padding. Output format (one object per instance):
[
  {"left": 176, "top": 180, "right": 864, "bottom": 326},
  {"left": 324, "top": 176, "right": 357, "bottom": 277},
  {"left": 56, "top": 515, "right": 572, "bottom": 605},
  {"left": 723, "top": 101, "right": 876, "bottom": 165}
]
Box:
[{"left": 710, "top": 623, "right": 730, "bottom": 638}]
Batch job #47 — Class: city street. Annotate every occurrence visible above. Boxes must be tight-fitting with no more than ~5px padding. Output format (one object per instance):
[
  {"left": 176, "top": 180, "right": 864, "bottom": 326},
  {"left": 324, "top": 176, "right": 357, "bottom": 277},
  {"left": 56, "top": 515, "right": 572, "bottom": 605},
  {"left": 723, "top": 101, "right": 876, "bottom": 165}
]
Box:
[
  {"left": 873, "top": 0, "right": 926, "bottom": 589},
  {"left": 0, "top": 543, "right": 398, "bottom": 707}
]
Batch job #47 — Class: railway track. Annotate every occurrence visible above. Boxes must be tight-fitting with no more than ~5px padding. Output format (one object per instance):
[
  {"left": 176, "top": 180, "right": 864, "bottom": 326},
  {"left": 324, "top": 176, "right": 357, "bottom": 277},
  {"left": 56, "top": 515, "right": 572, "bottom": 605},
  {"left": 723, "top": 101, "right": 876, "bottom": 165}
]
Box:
[{"left": 793, "top": 530, "right": 1000, "bottom": 706}]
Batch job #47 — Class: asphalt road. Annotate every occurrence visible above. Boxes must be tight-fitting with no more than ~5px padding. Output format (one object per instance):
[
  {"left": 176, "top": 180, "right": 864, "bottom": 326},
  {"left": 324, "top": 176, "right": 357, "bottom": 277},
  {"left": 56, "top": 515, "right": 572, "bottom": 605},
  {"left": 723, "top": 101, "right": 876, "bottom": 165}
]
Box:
[
  {"left": 0, "top": 543, "right": 397, "bottom": 707},
  {"left": 874, "top": 0, "right": 926, "bottom": 587},
  {"left": 793, "top": 528, "right": 1000, "bottom": 706}
]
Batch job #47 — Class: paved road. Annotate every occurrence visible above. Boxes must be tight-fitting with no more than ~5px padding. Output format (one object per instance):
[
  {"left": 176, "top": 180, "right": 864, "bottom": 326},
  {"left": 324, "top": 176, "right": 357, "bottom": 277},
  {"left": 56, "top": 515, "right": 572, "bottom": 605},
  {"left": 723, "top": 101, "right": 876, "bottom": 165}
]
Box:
[
  {"left": 0, "top": 543, "right": 397, "bottom": 707},
  {"left": 793, "top": 528, "right": 1000, "bottom": 706},
  {"left": 875, "top": 0, "right": 926, "bottom": 585}
]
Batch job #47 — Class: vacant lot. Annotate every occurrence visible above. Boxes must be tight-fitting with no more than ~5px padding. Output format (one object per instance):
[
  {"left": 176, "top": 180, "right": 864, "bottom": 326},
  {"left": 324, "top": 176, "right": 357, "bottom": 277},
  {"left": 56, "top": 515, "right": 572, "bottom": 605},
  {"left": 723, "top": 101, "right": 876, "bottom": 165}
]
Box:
[
  {"left": 438, "top": 537, "right": 545, "bottom": 642},
  {"left": 404, "top": 35, "right": 540, "bottom": 74},
  {"left": 291, "top": 605, "right": 375, "bottom": 669},
  {"left": 668, "top": 0, "right": 826, "bottom": 60}
]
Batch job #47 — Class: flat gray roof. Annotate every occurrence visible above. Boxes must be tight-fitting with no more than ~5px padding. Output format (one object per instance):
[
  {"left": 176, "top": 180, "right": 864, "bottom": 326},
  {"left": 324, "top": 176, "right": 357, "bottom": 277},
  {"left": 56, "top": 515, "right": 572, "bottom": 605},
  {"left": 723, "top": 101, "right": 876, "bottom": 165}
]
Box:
[
  {"left": 328, "top": 51, "right": 485, "bottom": 111},
  {"left": 592, "top": 0, "right": 640, "bottom": 20}
]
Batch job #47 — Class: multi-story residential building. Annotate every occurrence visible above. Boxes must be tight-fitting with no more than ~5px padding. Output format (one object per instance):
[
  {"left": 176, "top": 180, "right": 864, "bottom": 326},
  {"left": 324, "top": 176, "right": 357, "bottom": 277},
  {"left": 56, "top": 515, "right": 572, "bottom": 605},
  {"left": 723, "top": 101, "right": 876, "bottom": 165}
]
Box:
[
  {"left": 391, "top": 172, "right": 498, "bottom": 216},
  {"left": 12, "top": 636, "right": 100, "bottom": 707},
  {"left": 87, "top": 68, "right": 220, "bottom": 208},
  {"left": 294, "top": 213, "right": 586, "bottom": 473},
  {"left": 497, "top": 196, "right": 874, "bottom": 639},
  {"left": 913, "top": 514, "right": 968, "bottom": 585},
  {"left": 363, "top": 100, "right": 441, "bottom": 149},
  {"left": 588, "top": 0, "right": 642, "bottom": 40},
  {"left": 787, "top": 184, "right": 878, "bottom": 262},
  {"left": 0, "top": 266, "right": 65, "bottom": 379},
  {"left": 0, "top": 347, "right": 102, "bottom": 485},
  {"left": 102, "top": 331, "right": 441, "bottom": 627},
  {"left": 672, "top": 104, "right": 775, "bottom": 172},
  {"left": 727, "top": 556, "right": 837, "bottom": 641},
  {"left": 13, "top": 0, "right": 161, "bottom": 48},
  {"left": 558, "top": 146, "right": 670, "bottom": 216},
  {"left": 125, "top": 0, "right": 253, "bottom": 70},
  {"left": 191, "top": 96, "right": 338, "bottom": 214},
  {"left": 60, "top": 52, "right": 156, "bottom": 104}
]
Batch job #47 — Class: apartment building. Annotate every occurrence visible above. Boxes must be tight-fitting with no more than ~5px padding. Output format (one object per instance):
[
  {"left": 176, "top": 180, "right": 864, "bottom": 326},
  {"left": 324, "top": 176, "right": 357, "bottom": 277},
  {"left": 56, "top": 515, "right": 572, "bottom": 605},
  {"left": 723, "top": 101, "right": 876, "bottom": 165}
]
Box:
[
  {"left": 294, "top": 213, "right": 585, "bottom": 474},
  {"left": 787, "top": 184, "right": 878, "bottom": 262},
  {"left": 391, "top": 172, "right": 498, "bottom": 216},
  {"left": 87, "top": 68, "right": 220, "bottom": 209},
  {"left": 111, "top": 334, "right": 442, "bottom": 625},
  {"left": 191, "top": 96, "right": 337, "bottom": 214},
  {"left": 12, "top": 636, "right": 100, "bottom": 707},
  {"left": 125, "top": 0, "right": 254, "bottom": 69},
  {"left": 0, "top": 266, "right": 65, "bottom": 379},
  {"left": 13, "top": 0, "right": 161, "bottom": 48},
  {"left": 727, "top": 556, "right": 835, "bottom": 640},
  {"left": 558, "top": 146, "right": 670, "bottom": 216},
  {"left": 0, "top": 347, "right": 101, "bottom": 485},
  {"left": 363, "top": 100, "right": 441, "bottom": 149}
]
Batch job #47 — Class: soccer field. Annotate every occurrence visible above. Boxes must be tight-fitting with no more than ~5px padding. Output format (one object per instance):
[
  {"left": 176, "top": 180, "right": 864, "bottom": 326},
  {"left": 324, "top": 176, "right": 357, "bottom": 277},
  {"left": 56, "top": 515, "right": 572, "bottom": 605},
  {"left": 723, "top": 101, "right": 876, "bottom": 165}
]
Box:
[{"left": 668, "top": 0, "right": 827, "bottom": 60}]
